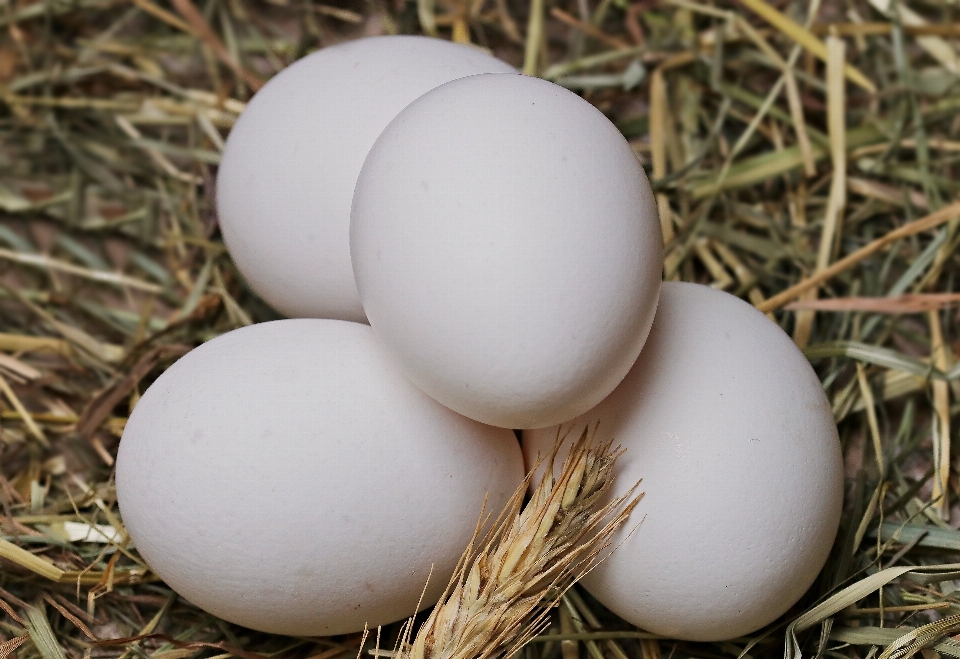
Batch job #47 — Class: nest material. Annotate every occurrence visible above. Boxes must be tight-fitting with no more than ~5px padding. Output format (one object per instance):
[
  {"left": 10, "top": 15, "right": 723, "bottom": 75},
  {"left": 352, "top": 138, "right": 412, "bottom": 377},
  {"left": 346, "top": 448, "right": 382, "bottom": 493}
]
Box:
[{"left": 1, "top": 0, "right": 960, "bottom": 658}]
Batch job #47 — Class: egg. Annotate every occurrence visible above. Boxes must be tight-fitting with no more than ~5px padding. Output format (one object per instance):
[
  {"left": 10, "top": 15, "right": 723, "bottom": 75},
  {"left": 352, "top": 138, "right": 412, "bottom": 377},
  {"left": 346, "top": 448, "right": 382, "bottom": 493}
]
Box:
[
  {"left": 216, "top": 36, "right": 516, "bottom": 321},
  {"left": 522, "top": 282, "right": 843, "bottom": 641},
  {"left": 116, "top": 319, "right": 524, "bottom": 636},
  {"left": 350, "top": 73, "right": 663, "bottom": 429}
]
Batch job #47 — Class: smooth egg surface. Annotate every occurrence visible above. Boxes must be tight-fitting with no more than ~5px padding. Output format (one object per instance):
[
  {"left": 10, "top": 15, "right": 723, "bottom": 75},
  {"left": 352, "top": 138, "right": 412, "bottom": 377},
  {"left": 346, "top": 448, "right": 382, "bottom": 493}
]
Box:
[
  {"left": 522, "top": 282, "right": 843, "bottom": 641},
  {"left": 216, "top": 36, "right": 516, "bottom": 321},
  {"left": 116, "top": 319, "right": 524, "bottom": 636},
  {"left": 351, "top": 73, "right": 663, "bottom": 429}
]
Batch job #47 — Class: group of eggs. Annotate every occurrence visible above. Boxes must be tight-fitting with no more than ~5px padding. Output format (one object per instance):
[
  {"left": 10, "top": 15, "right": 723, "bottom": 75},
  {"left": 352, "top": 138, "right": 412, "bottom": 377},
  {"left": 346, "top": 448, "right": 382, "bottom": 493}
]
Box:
[{"left": 115, "top": 36, "right": 845, "bottom": 642}]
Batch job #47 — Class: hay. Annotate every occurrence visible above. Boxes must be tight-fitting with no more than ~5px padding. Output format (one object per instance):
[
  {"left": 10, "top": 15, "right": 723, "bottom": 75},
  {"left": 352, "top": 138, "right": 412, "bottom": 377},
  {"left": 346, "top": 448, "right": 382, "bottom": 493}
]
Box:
[{"left": 0, "top": 0, "right": 959, "bottom": 657}]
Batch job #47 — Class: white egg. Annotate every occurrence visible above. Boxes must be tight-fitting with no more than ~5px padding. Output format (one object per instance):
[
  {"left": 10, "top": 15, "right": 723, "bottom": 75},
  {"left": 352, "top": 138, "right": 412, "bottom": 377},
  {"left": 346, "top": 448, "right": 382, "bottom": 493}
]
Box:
[
  {"left": 351, "top": 73, "right": 663, "bottom": 429},
  {"left": 116, "top": 319, "right": 524, "bottom": 636},
  {"left": 522, "top": 282, "right": 843, "bottom": 641},
  {"left": 216, "top": 36, "right": 516, "bottom": 321}
]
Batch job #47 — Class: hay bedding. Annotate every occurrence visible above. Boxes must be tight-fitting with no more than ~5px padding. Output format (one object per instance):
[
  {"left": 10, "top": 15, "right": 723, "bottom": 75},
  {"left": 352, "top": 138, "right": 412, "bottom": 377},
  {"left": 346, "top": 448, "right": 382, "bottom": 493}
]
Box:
[{"left": 0, "top": 0, "right": 959, "bottom": 657}]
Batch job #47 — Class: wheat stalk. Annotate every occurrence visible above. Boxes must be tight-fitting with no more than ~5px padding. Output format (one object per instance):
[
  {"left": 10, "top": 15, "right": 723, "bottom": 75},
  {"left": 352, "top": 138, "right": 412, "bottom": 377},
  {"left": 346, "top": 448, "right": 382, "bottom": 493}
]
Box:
[{"left": 393, "top": 426, "right": 643, "bottom": 659}]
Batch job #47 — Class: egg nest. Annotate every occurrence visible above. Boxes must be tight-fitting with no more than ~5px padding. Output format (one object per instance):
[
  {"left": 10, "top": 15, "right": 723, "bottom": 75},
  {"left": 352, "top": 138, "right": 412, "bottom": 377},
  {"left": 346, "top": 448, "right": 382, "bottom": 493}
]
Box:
[{"left": 1, "top": 2, "right": 959, "bottom": 658}]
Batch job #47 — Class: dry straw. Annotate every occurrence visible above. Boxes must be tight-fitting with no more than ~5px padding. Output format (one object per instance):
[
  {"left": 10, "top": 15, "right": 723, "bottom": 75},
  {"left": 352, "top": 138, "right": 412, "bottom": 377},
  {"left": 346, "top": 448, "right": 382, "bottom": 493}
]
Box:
[
  {"left": 1, "top": 0, "right": 960, "bottom": 656},
  {"left": 393, "top": 428, "right": 641, "bottom": 659}
]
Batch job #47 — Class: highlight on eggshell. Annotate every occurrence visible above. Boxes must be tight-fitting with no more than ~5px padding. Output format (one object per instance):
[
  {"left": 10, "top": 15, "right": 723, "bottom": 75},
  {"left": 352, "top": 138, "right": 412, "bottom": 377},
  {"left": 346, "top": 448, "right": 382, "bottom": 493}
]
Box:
[
  {"left": 216, "top": 35, "right": 516, "bottom": 322},
  {"left": 115, "top": 319, "right": 525, "bottom": 637},
  {"left": 522, "top": 282, "right": 845, "bottom": 641},
  {"left": 351, "top": 72, "right": 663, "bottom": 430}
]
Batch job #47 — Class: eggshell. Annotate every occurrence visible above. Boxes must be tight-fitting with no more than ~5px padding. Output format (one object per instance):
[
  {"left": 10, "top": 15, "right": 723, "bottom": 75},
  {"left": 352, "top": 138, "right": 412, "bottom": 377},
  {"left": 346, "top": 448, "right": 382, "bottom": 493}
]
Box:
[
  {"left": 116, "top": 319, "right": 524, "bottom": 636},
  {"left": 522, "top": 282, "right": 843, "bottom": 641},
  {"left": 216, "top": 36, "right": 516, "bottom": 321},
  {"left": 351, "top": 73, "right": 663, "bottom": 429}
]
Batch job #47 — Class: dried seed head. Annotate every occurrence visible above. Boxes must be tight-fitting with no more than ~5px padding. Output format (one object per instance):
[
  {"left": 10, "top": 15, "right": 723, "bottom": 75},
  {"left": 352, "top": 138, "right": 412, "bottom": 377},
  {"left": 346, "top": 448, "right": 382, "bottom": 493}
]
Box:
[{"left": 395, "top": 425, "right": 643, "bottom": 659}]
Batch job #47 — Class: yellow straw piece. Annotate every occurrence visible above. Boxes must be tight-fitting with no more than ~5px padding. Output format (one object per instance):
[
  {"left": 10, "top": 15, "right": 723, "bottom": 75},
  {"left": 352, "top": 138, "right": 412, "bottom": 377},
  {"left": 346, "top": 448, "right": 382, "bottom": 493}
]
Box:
[
  {"left": 0, "top": 537, "right": 65, "bottom": 582},
  {"left": 929, "top": 309, "right": 951, "bottom": 520},
  {"left": 0, "top": 372, "right": 47, "bottom": 445},
  {"left": 738, "top": 0, "right": 876, "bottom": 93}
]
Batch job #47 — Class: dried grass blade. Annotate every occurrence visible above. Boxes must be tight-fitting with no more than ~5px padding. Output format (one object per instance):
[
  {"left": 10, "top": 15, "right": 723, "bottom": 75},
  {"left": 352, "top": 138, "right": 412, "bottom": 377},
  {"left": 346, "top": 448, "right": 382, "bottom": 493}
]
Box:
[
  {"left": 737, "top": 0, "right": 875, "bottom": 92},
  {"left": 784, "top": 69, "right": 815, "bottom": 177},
  {"left": 818, "top": 33, "right": 848, "bottom": 267},
  {"left": 0, "top": 597, "right": 26, "bottom": 626},
  {"left": 735, "top": 15, "right": 815, "bottom": 176},
  {"left": 0, "top": 247, "right": 163, "bottom": 293},
  {"left": 41, "top": 594, "right": 97, "bottom": 641},
  {"left": 929, "top": 310, "right": 951, "bottom": 519},
  {"left": 795, "top": 33, "right": 847, "bottom": 349},
  {"left": 25, "top": 604, "right": 68, "bottom": 659},
  {"left": 94, "top": 633, "right": 269, "bottom": 659},
  {"left": 76, "top": 344, "right": 190, "bottom": 439},
  {"left": 417, "top": 0, "right": 437, "bottom": 36},
  {"left": 0, "top": 371, "right": 48, "bottom": 445},
  {"left": 874, "top": 522, "right": 960, "bottom": 551},
  {"left": 2, "top": 288, "right": 125, "bottom": 365},
  {"left": 523, "top": 0, "right": 546, "bottom": 75},
  {"left": 758, "top": 201, "right": 960, "bottom": 312},
  {"left": 856, "top": 364, "right": 883, "bottom": 475},
  {"left": 550, "top": 8, "right": 630, "bottom": 50},
  {"left": 803, "top": 341, "right": 943, "bottom": 379},
  {"left": 786, "top": 294, "right": 960, "bottom": 313},
  {"left": 129, "top": 0, "right": 194, "bottom": 35},
  {"left": 649, "top": 69, "right": 674, "bottom": 244},
  {"left": 0, "top": 541, "right": 67, "bottom": 582},
  {"left": 168, "top": 0, "right": 264, "bottom": 90}
]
